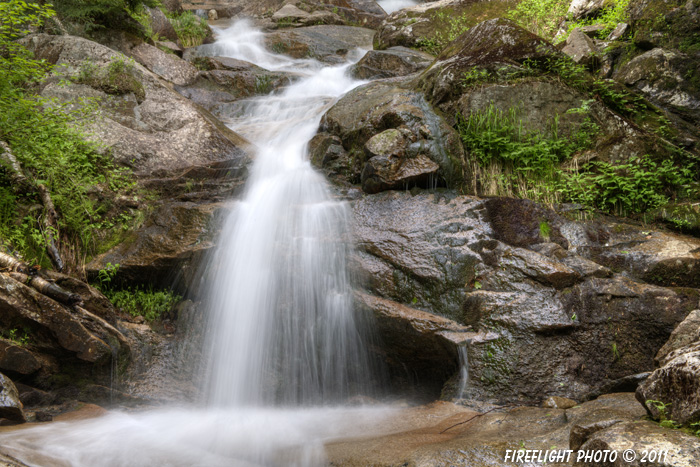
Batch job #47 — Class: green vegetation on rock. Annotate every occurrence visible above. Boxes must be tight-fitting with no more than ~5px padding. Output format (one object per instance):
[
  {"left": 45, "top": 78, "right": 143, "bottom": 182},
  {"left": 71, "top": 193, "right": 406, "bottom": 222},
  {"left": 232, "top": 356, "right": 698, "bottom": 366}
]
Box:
[
  {"left": 170, "top": 11, "right": 209, "bottom": 47},
  {"left": 0, "top": 1, "right": 142, "bottom": 272}
]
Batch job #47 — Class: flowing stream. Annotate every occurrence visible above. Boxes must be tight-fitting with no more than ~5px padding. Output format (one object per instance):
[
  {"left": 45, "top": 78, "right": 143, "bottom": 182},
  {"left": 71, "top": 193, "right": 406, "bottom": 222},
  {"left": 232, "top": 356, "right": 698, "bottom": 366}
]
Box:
[
  {"left": 0, "top": 20, "right": 390, "bottom": 467},
  {"left": 378, "top": 0, "right": 420, "bottom": 14}
]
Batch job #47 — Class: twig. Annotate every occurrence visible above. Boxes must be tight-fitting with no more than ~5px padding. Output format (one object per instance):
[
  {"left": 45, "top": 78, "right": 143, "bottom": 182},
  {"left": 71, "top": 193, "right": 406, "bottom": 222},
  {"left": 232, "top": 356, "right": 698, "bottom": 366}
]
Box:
[
  {"left": 37, "top": 184, "right": 65, "bottom": 271},
  {"left": 440, "top": 404, "right": 516, "bottom": 434},
  {"left": 0, "top": 252, "right": 34, "bottom": 275},
  {"left": 0, "top": 141, "right": 30, "bottom": 191}
]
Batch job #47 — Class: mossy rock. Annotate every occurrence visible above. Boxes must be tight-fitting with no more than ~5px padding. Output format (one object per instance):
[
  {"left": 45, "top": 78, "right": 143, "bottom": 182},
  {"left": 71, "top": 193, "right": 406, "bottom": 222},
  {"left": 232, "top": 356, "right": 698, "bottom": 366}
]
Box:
[
  {"left": 628, "top": 0, "right": 700, "bottom": 53},
  {"left": 653, "top": 201, "right": 700, "bottom": 236}
]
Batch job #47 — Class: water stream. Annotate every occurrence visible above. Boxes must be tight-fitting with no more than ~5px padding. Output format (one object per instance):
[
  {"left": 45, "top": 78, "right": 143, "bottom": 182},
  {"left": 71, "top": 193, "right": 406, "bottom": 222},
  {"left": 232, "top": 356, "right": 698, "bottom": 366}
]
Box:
[
  {"left": 0, "top": 20, "right": 389, "bottom": 467},
  {"left": 378, "top": 0, "right": 420, "bottom": 14},
  {"left": 0, "top": 17, "right": 469, "bottom": 466}
]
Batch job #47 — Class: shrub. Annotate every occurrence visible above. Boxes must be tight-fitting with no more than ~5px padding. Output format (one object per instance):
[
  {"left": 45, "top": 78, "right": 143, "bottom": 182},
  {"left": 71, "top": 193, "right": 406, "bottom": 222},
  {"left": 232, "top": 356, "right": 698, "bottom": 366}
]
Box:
[{"left": 170, "top": 11, "right": 209, "bottom": 48}]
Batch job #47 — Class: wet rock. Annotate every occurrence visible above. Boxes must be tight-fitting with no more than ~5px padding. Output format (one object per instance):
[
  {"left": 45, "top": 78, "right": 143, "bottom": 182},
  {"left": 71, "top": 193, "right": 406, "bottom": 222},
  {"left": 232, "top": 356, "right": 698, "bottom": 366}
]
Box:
[
  {"left": 484, "top": 198, "right": 569, "bottom": 249},
  {"left": 361, "top": 129, "right": 441, "bottom": 194},
  {"left": 614, "top": 48, "right": 700, "bottom": 121},
  {"left": 653, "top": 202, "right": 700, "bottom": 237},
  {"left": 574, "top": 420, "right": 700, "bottom": 466},
  {"left": 0, "top": 275, "right": 118, "bottom": 364},
  {"left": 656, "top": 309, "right": 700, "bottom": 366},
  {"left": 0, "top": 373, "right": 24, "bottom": 424},
  {"left": 576, "top": 224, "right": 700, "bottom": 288},
  {"left": 350, "top": 46, "right": 434, "bottom": 80},
  {"left": 543, "top": 396, "right": 578, "bottom": 409},
  {"left": 130, "top": 43, "right": 198, "bottom": 86},
  {"left": 264, "top": 25, "right": 375, "bottom": 63},
  {"left": 87, "top": 201, "right": 230, "bottom": 294},
  {"left": 0, "top": 342, "right": 41, "bottom": 375},
  {"left": 320, "top": 79, "right": 465, "bottom": 190},
  {"left": 146, "top": 6, "right": 179, "bottom": 42},
  {"left": 323, "top": 0, "right": 387, "bottom": 28},
  {"left": 375, "top": 0, "right": 512, "bottom": 52},
  {"left": 563, "top": 28, "right": 600, "bottom": 67},
  {"left": 175, "top": 58, "right": 295, "bottom": 115},
  {"left": 417, "top": 18, "right": 560, "bottom": 109},
  {"left": 356, "top": 292, "right": 473, "bottom": 398},
  {"left": 20, "top": 34, "right": 251, "bottom": 175},
  {"left": 637, "top": 346, "right": 700, "bottom": 426}
]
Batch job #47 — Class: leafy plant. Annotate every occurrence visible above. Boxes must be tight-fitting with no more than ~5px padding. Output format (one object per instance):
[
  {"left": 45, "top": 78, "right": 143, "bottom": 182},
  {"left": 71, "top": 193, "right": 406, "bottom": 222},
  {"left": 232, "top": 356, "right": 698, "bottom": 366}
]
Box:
[
  {"left": 506, "top": 0, "right": 569, "bottom": 40},
  {"left": 3, "top": 328, "right": 31, "bottom": 346},
  {"left": 106, "top": 286, "right": 181, "bottom": 322},
  {"left": 170, "top": 11, "right": 209, "bottom": 48}
]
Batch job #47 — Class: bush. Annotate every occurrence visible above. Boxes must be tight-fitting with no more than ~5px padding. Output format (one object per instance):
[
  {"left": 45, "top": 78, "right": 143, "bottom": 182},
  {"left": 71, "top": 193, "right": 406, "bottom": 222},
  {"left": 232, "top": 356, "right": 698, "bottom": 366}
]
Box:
[
  {"left": 170, "top": 12, "right": 209, "bottom": 48},
  {"left": 51, "top": 0, "right": 159, "bottom": 33}
]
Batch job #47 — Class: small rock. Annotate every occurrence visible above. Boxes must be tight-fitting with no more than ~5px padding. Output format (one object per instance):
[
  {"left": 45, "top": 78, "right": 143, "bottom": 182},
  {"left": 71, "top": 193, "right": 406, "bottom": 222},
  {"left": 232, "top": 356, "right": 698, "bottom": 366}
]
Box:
[
  {"left": 579, "top": 24, "right": 606, "bottom": 38},
  {"left": 0, "top": 373, "right": 25, "bottom": 424},
  {"left": 607, "top": 22, "right": 630, "bottom": 41},
  {"left": 272, "top": 4, "right": 310, "bottom": 23},
  {"left": 562, "top": 28, "right": 600, "bottom": 66},
  {"left": 543, "top": 396, "right": 578, "bottom": 409},
  {"left": 208, "top": 9, "right": 217, "bottom": 21}
]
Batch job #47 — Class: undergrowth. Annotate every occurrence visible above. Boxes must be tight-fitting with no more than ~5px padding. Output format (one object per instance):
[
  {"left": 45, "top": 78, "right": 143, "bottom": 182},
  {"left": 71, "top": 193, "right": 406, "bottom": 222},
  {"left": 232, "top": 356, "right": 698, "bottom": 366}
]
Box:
[
  {"left": 96, "top": 263, "right": 181, "bottom": 322},
  {"left": 170, "top": 11, "right": 209, "bottom": 48},
  {"left": 456, "top": 104, "right": 697, "bottom": 216},
  {"left": 0, "top": 1, "right": 142, "bottom": 272}
]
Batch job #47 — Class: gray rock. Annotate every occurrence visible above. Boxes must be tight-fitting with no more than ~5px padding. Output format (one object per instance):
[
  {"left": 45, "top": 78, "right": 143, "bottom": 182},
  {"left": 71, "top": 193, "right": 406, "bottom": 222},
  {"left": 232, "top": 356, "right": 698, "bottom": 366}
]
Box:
[
  {"left": 657, "top": 310, "right": 700, "bottom": 366},
  {"left": 543, "top": 396, "right": 578, "bottom": 409},
  {"left": 574, "top": 420, "right": 700, "bottom": 466},
  {"left": 147, "top": 6, "right": 178, "bottom": 42},
  {"left": 264, "top": 25, "right": 375, "bottom": 63},
  {"left": 350, "top": 46, "right": 434, "bottom": 79},
  {"left": 130, "top": 43, "right": 198, "bottom": 86},
  {"left": 614, "top": 48, "right": 700, "bottom": 121},
  {"left": 567, "top": 0, "right": 607, "bottom": 20},
  {"left": 607, "top": 22, "right": 630, "bottom": 41},
  {"left": 20, "top": 34, "right": 251, "bottom": 175},
  {"left": 0, "top": 373, "right": 24, "bottom": 424},
  {"left": 0, "top": 342, "right": 41, "bottom": 375},
  {"left": 272, "top": 4, "right": 310, "bottom": 22},
  {"left": 563, "top": 28, "right": 600, "bottom": 66},
  {"left": 320, "top": 79, "right": 465, "bottom": 190}
]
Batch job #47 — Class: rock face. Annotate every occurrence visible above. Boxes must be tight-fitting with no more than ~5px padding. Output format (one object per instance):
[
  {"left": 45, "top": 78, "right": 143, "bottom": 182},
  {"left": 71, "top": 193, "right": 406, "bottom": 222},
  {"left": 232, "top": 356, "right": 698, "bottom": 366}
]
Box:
[
  {"left": 352, "top": 192, "right": 699, "bottom": 402},
  {"left": 20, "top": 34, "right": 251, "bottom": 175},
  {"left": 264, "top": 25, "right": 375, "bottom": 63},
  {"left": 636, "top": 310, "right": 700, "bottom": 426},
  {"left": 174, "top": 56, "right": 296, "bottom": 116},
  {"left": 0, "top": 373, "right": 24, "bottom": 424},
  {"left": 375, "top": 0, "right": 514, "bottom": 52},
  {"left": 562, "top": 28, "right": 600, "bottom": 66},
  {"left": 614, "top": 48, "right": 700, "bottom": 121},
  {"left": 417, "top": 18, "right": 560, "bottom": 109},
  {"left": 350, "top": 46, "right": 434, "bottom": 79},
  {"left": 319, "top": 78, "right": 465, "bottom": 190}
]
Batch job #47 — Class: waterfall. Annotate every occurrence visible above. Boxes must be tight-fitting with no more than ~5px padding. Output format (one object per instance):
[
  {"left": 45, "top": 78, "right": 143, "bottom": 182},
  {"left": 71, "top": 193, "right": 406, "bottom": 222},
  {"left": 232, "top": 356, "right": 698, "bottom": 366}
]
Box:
[
  {"left": 377, "top": 0, "right": 420, "bottom": 14},
  {"left": 200, "top": 20, "right": 377, "bottom": 407},
  {"left": 0, "top": 20, "right": 390, "bottom": 467}
]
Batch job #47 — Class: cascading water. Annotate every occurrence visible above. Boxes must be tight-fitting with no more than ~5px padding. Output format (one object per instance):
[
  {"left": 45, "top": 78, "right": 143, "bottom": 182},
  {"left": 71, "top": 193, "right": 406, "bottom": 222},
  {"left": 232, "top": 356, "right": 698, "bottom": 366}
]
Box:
[
  {"left": 199, "top": 21, "right": 377, "bottom": 407},
  {"left": 377, "top": 0, "right": 420, "bottom": 14},
  {"left": 0, "top": 20, "right": 389, "bottom": 467}
]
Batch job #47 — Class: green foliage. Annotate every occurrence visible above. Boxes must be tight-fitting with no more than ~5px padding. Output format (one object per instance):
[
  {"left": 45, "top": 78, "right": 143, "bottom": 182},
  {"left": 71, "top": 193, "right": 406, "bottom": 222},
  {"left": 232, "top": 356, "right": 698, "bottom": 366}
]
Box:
[
  {"left": 95, "top": 262, "right": 180, "bottom": 322},
  {"left": 539, "top": 220, "right": 551, "bottom": 240},
  {"left": 0, "top": 2, "right": 140, "bottom": 269},
  {"left": 74, "top": 56, "right": 145, "bottom": 100},
  {"left": 2, "top": 327, "right": 31, "bottom": 346},
  {"left": 106, "top": 286, "right": 180, "bottom": 322},
  {"left": 170, "top": 11, "right": 209, "bottom": 48},
  {"left": 415, "top": 10, "right": 474, "bottom": 55},
  {"left": 51, "top": 0, "right": 158, "bottom": 33},
  {"left": 568, "top": 0, "right": 631, "bottom": 38},
  {"left": 506, "top": 0, "right": 569, "bottom": 40},
  {"left": 560, "top": 155, "right": 696, "bottom": 215},
  {"left": 255, "top": 74, "right": 273, "bottom": 94},
  {"left": 455, "top": 102, "right": 696, "bottom": 216}
]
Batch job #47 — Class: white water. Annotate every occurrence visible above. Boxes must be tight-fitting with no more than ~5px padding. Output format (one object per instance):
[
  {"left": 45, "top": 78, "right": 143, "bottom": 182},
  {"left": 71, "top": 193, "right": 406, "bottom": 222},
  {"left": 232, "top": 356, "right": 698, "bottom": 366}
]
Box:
[
  {"left": 378, "top": 0, "right": 421, "bottom": 14},
  {"left": 0, "top": 20, "right": 390, "bottom": 466}
]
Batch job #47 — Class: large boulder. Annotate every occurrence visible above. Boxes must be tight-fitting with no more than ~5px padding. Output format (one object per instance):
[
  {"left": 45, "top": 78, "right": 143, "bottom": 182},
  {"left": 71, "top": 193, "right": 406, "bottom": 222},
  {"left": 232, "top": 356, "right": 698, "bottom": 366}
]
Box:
[
  {"left": 319, "top": 78, "right": 465, "bottom": 191},
  {"left": 20, "top": 34, "right": 251, "bottom": 175},
  {"left": 129, "top": 42, "right": 199, "bottom": 86},
  {"left": 175, "top": 56, "right": 298, "bottom": 116},
  {"left": 375, "top": 0, "right": 514, "bottom": 52},
  {"left": 416, "top": 18, "right": 560, "bottom": 109},
  {"left": 636, "top": 310, "right": 700, "bottom": 426},
  {"left": 352, "top": 192, "right": 700, "bottom": 403},
  {"left": 350, "top": 46, "right": 435, "bottom": 79},
  {"left": 614, "top": 48, "right": 700, "bottom": 122},
  {"left": 263, "top": 25, "right": 375, "bottom": 63}
]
